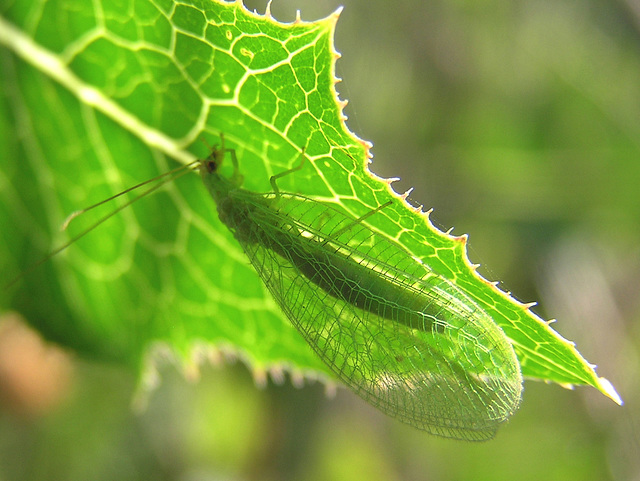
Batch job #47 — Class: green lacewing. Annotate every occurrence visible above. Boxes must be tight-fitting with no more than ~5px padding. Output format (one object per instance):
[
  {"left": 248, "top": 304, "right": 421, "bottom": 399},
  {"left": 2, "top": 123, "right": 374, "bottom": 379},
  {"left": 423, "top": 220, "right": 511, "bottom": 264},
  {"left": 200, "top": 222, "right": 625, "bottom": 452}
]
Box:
[
  {"left": 201, "top": 136, "right": 522, "bottom": 441},
  {"left": 8, "top": 135, "right": 522, "bottom": 440}
]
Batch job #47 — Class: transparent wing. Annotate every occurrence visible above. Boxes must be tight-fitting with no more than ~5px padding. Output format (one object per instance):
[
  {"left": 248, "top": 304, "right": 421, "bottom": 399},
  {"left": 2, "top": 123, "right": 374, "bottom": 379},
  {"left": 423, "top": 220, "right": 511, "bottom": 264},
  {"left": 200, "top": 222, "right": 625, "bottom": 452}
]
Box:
[{"left": 227, "top": 192, "right": 522, "bottom": 441}]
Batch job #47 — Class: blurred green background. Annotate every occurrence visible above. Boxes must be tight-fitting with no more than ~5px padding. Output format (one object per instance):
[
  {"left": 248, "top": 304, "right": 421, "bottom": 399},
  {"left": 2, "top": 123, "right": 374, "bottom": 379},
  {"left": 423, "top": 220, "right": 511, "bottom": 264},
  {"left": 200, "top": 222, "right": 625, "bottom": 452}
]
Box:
[{"left": 1, "top": 0, "right": 638, "bottom": 480}]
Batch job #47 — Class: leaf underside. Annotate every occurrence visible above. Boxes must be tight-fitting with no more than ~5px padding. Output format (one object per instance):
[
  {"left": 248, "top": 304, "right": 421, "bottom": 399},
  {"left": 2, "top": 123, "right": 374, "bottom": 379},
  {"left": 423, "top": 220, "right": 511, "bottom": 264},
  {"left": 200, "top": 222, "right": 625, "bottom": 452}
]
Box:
[{"left": 0, "top": 0, "right": 621, "bottom": 414}]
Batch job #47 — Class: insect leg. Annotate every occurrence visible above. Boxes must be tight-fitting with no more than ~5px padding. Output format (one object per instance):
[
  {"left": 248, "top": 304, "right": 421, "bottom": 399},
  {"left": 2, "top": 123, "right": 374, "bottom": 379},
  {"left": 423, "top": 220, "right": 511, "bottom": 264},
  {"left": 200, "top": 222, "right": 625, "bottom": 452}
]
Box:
[
  {"left": 218, "top": 134, "right": 244, "bottom": 187},
  {"left": 329, "top": 200, "right": 393, "bottom": 240},
  {"left": 269, "top": 148, "right": 307, "bottom": 196}
]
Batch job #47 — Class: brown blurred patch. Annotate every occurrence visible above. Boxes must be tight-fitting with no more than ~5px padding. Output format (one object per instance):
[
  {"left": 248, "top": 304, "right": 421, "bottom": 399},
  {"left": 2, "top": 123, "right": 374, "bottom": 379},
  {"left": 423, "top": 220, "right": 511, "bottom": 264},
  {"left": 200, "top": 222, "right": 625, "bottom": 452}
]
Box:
[{"left": 0, "top": 312, "right": 74, "bottom": 417}]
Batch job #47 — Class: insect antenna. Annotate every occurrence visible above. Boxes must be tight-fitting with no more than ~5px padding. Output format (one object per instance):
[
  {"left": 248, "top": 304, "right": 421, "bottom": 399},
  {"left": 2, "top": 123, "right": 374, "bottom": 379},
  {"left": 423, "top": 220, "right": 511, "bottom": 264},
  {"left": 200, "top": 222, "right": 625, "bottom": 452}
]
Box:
[{"left": 5, "top": 159, "right": 200, "bottom": 290}]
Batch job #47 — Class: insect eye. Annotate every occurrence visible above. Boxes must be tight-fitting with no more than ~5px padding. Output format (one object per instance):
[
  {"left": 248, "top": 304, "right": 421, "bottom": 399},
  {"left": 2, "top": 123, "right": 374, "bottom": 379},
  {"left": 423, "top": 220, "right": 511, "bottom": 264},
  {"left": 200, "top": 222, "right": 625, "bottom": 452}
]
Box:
[{"left": 206, "top": 160, "right": 217, "bottom": 173}]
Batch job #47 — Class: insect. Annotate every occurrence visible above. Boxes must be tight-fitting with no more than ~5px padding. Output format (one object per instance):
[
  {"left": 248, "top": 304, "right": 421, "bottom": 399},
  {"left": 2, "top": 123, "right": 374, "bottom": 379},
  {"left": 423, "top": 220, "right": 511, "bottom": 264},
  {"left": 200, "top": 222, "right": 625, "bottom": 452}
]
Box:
[
  {"left": 8, "top": 134, "right": 522, "bottom": 440},
  {"left": 200, "top": 135, "right": 523, "bottom": 441}
]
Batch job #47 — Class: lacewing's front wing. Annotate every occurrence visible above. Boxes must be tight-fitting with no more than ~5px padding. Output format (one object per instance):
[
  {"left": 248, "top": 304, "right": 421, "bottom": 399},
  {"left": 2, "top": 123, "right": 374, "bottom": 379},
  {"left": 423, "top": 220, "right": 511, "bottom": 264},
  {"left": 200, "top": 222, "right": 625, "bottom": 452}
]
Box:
[{"left": 217, "top": 190, "right": 522, "bottom": 441}]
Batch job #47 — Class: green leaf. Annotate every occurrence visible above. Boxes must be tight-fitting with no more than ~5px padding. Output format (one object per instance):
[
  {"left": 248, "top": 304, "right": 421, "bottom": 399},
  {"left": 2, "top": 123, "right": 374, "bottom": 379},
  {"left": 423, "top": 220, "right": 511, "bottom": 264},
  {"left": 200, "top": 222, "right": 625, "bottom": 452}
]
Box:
[{"left": 0, "top": 0, "right": 621, "bottom": 408}]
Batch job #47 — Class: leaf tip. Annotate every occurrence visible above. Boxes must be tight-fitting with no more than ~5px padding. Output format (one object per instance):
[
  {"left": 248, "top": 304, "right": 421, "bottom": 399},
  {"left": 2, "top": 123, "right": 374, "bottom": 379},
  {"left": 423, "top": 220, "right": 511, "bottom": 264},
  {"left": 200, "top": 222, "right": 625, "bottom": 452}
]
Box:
[
  {"left": 326, "top": 5, "right": 344, "bottom": 28},
  {"left": 597, "top": 377, "right": 623, "bottom": 405}
]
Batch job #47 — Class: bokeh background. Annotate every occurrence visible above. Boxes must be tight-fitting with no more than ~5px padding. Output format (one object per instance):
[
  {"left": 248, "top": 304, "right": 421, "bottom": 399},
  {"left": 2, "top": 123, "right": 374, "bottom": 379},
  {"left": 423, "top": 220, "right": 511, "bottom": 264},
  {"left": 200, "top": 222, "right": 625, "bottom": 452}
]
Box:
[{"left": 1, "top": 0, "right": 638, "bottom": 479}]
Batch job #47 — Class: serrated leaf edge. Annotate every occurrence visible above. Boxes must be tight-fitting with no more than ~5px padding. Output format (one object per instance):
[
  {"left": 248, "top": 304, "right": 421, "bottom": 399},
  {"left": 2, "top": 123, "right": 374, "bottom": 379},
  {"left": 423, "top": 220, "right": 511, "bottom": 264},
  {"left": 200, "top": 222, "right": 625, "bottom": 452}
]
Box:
[
  {"left": 294, "top": 0, "right": 624, "bottom": 405},
  {"left": 132, "top": 339, "right": 338, "bottom": 410}
]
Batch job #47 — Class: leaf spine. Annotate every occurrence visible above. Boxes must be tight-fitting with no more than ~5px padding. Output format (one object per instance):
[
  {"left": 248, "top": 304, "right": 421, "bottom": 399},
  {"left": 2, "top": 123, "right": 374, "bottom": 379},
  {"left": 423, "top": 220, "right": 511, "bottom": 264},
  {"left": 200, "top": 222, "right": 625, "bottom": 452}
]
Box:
[
  {"left": 268, "top": 365, "right": 285, "bottom": 385},
  {"left": 252, "top": 367, "right": 268, "bottom": 388}
]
